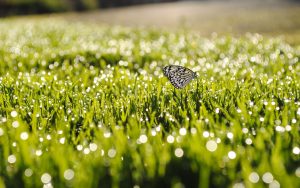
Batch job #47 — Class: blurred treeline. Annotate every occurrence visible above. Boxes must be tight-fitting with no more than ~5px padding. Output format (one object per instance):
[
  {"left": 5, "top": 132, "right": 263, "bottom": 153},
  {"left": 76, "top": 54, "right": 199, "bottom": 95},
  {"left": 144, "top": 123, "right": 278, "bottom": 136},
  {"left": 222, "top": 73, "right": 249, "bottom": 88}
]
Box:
[{"left": 0, "top": 0, "right": 176, "bottom": 16}]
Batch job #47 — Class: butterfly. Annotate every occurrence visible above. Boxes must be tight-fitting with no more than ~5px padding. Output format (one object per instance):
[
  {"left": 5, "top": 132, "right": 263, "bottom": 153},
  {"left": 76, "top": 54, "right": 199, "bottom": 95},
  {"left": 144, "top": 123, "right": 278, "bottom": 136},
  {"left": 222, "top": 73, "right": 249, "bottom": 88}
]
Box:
[{"left": 163, "top": 65, "right": 197, "bottom": 89}]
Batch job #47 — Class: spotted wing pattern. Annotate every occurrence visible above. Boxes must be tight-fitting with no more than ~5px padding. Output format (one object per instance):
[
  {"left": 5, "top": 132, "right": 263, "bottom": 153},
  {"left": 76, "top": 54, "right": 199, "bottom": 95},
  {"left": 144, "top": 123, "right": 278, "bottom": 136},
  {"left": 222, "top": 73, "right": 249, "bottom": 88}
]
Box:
[{"left": 163, "top": 65, "right": 197, "bottom": 89}]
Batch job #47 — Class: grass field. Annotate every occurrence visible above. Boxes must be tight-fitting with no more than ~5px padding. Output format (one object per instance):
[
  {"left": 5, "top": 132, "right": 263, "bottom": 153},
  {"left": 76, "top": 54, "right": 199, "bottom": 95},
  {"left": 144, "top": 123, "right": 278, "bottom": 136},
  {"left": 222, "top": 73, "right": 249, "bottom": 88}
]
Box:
[{"left": 0, "top": 18, "right": 300, "bottom": 188}]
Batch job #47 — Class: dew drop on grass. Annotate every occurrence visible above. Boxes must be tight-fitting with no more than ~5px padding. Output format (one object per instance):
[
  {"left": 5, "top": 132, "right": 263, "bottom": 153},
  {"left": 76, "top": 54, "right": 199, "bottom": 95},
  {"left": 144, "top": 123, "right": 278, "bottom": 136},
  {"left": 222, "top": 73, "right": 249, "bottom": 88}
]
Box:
[
  {"left": 174, "top": 148, "right": 184, "bottom": 158},
  {"left": 0, "top": 128, "right": 4, "bottom": 136},
  {"left": 139, "top": 134, "right": 148, "bottom": 144},
  {"left": 151, "top": 129, "right": 157, "bottom": 136},
  {"left": 83, "top": 148, "right": 90, "bottom": 155},
  {"left": 285, "top": 125, "right": 292, "bottom": 131},
  {"left": 260, "top": 117, "right": 264, "bottom": 122},
  {"left": 167, "top": 135, "right": 175, "bottom": 143},
  {"left": 59, "top": 137, "right": 65, "bottom": 144},
  {"left": 275, "top": 126, "right": 285, "bottom": 133},
  {"left": 232, "top": 182, "right": 245, "bottom": 188},
  {"left": 228, "top": 151, "right": 236, "bottom": 159},
  {"left": 12, "top": 121, "right": 19, "bottom": 128},
  {"left": 64, "top": 169, "right": 75, "bottom": 180},
  {"left": 249, "top": 172, "right": 259, "bottom": 183},
  {"left": 176, "top": 136, "right": 183, "bottom": 143},
  {"left": 36, "top": 150, "right": 42, "bottom": 156},
  {"left": 262, "top": 172, "right": 273, "bottom": 184},
  {"left": 20, "top": 132, "right": 29, "bottom": 140},
  {"left": 7, "top": 155, "right": 16, "bottom": 164},
  {"left": 295, "top": 167, "right": 300, "bottom": 177},
  {"left": 249, "top": 101, "right": 254, "bottom": 107},
  {"left": 203, "top": 131, "right": 209, "bottom": 138},
  {"left": 190, "top": 128, "right": 197, "bottom": 134},
  {"left": 275, "top": 120, "right": 281, "bottom": 125},
  {"left": 104, "top": 131, "right": 111, "bottom": 138},
  {"left": 46, "top": 135, "right": 52, "bottom": 140},
  {"left": 108, "top": 149, "right": 116, "bottom": 158},
  {"left": 245, "top": 138, "right": 252, "bottom": 145},
  {"left": 227, "top": 132, "right": 234, "bottom": 139},
  {"left": 206, "top": 140, "right": 217, "bottom": 152},
  {"left": 292, "top": 147, "right": 300, "bottom": 155},
  {"left": 11, "top": 111, "right": 18, "bottom": 117},
  {"left": 269, "top": 180, "right": 280, "bottom": 188},
  {"left": 101, "top": 149, "right": 105, "bottom": 156},
  {"left": 1, "top": 117, "right": 7, "bottom": 123},
  {"left": 242, "top": 128, "right": 249, "bottom": 134},
  {"left": 179, "top": 128, "right": 187, "bottom": 136},
  {"left": 89, "top": 143, "right": 98, "bottom": 151},
  {"left": 41, "top": 173, "right": 52, "bottom": 184},
  {"left": 76, "top": 145, "right": 83, "bottom": 151},
  {"left": 24, "top": 168, "right": 33, "bottom": 177}
]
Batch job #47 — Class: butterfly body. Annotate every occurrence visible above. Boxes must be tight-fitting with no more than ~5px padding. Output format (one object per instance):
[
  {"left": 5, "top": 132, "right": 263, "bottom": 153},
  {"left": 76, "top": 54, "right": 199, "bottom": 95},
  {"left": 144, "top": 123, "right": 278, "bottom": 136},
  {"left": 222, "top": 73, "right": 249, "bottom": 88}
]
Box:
[{"left": 163, "top": 65, "right": 197, "bottom": 89}]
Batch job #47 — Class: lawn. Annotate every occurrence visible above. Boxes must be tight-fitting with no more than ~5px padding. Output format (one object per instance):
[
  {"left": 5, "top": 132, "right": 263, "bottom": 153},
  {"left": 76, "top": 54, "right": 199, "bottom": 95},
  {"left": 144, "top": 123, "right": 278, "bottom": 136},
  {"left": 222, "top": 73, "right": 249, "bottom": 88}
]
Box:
[{"left": 0, "top": 18, "right": 300, "bottom": 188}]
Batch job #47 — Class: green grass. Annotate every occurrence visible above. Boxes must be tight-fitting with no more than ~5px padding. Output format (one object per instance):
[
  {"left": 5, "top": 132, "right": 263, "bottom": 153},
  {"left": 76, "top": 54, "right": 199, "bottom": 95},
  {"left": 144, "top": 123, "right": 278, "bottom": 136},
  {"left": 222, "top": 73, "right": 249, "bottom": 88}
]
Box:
[{"left": 0, "top": 19, "right": 300, "bottom": 188}]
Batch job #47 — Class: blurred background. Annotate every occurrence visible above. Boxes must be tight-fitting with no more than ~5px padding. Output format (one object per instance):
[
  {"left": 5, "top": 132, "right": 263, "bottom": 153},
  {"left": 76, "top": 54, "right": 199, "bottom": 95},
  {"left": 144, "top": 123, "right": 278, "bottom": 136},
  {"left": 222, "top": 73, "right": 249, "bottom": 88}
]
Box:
[
  {"left": 1, "top": 0, "right": 300, "bottom": 44},
  {"left": 0, "top": 0, "right": 299, "bottom": 16}
]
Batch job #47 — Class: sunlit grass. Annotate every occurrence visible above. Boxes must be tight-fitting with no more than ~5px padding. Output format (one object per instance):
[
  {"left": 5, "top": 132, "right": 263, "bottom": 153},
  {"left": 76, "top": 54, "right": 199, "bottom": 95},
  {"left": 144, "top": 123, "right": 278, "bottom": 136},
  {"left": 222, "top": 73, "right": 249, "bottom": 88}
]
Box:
[{"left": 0, "top": 19, "right": 300, "bottom": 188}]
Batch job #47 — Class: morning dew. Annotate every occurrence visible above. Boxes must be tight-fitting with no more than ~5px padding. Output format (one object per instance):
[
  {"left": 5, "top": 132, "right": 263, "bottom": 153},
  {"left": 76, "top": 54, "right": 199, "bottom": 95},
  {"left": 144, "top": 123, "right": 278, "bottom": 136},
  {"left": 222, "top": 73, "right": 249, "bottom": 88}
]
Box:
[
  {"left": 11, "top": 111, "right": 18, "bottom": 118},
  {"left": 174, "top": 148, "right": 184, "bottom": 158},
  {"left": 293, "top": 147, "right": 300, "bottom": 155},
  {"left": 206, "top": 140, "right": 217, "bottom": 152},
  {"left": 64, "top": 169, "right": 75, "bottom": 180},
  {"left": 167, "top": 135, "right": 175, "bottom": 143},
  {"left": 108, "top": 148, "right": 116, "bottom": 158},
  {"left": 228, "top": 151, "right": 236, "bottom": 159},
  {"left": 24, "top": 168, "right": 33, "bottom": 177},
  {"left": 227, "top": 132, "right": 234, "bottom": 140},
  {"left": 262, "top": 172, "right": 273, "bottom": 184},
  {"left": 179, "top": 128, "right": 187, "bottom": 136},
  {"left": 20, "top": 132, "right": 29, "bottom": 140},
  {"left": 8, "top": 155, "right": 16, "bottom": 164},
  {"left": 41, "top": 173, "right": 52, "bottom": 184},
  {"left": 249, "top": 172, "right": 260, "bottom": 183},
  {"left": 138, "top": 134, "right": 148, "bottom": 144},
  {"left": 0, "top": 128, "right": 4, "bottom": 136}
]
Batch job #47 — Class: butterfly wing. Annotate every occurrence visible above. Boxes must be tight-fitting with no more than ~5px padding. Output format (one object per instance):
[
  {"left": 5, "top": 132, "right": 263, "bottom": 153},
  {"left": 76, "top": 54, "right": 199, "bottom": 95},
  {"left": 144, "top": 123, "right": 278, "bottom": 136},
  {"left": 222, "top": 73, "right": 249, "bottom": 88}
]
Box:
[{"left": 163, "top": 65, "right": 196, "bottom": 89}]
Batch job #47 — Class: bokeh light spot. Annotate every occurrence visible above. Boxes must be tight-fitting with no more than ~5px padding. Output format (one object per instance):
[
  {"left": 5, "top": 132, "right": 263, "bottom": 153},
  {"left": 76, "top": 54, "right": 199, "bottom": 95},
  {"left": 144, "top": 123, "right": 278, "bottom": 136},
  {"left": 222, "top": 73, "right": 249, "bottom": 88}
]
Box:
[
  {"left": 249, "top": 172, "right": 259, "bottom": 183},
  {"left": 41, "top": 173, "right": 52, "bottom": 184},
  {"left": 262, "top": 172, "right": 273, "bottom": 184},
  {"left": 228, "top": 151, "right": 236, "bottom": 159},
  {"left": 8, "top": 155, "right": 16, "bottom": 164},
  {"left": 174, "top": 148, "right": 184, "bottom": 158},
  {"left": 64, "top": 169, "right": 75, "bottom": 180},
  {"left": 206, "top": 140, "right": 217, "bottom": 152}
]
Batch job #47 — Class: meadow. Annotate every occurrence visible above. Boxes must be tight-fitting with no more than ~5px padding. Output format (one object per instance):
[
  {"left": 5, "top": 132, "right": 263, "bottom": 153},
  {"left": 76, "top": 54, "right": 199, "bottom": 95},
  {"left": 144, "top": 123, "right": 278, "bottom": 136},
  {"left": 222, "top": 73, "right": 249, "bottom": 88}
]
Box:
[{"left": 0, "top": 19, "right": 300, "bottom": 188}]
